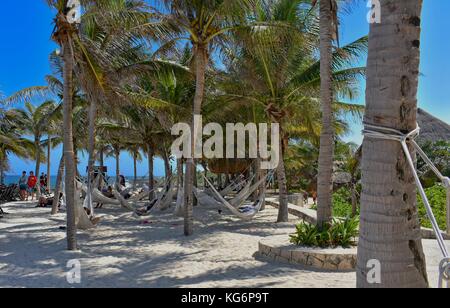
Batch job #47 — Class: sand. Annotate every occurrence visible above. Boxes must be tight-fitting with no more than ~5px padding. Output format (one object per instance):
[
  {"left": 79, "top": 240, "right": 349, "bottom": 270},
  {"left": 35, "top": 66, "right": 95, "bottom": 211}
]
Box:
[{"left": 0, "top": 200, "right": 448, "bottom": 288}]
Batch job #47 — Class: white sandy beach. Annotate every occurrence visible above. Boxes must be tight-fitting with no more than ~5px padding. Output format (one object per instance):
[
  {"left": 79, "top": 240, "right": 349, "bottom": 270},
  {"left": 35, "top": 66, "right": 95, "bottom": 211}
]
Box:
[{"left": 0, "top": 200, "right": 448, "bottom": 288}]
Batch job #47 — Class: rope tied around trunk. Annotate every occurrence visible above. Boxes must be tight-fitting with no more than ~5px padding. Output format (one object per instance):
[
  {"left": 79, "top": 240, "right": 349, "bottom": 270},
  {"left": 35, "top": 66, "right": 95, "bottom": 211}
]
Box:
[{"left": 363, "top": 123, "right": 450, "bottom": 288}]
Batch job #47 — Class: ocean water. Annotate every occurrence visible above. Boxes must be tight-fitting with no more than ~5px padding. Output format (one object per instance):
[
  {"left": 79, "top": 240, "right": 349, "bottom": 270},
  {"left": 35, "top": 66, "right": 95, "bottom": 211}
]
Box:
[
  {"left": 3, "top": 175, "right": 58, "bottom": 187},
  {"left": 3, "top": 175, "right": 153, "bottom": 187}
]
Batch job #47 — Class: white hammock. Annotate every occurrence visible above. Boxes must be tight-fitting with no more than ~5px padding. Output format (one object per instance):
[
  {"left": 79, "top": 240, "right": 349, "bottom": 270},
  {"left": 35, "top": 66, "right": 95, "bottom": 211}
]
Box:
[
  {"left": 134, "top": 179, "right": 175, "bottom": 216},
  {"left": 202, "top": 173, "right": 271, "bottom": 220},
  {"left": 174, "top": 185, "right": 184, "bottom": 217},
  {"left": 76, "top": 180, "right": 121, "bottom": 206},
  {"left": 208, "top": 177, "right": 253, "bottom": 203},
  {"left": 218, "top": 177, "right": 246, "bottom": 197},
  {"left": 113, "top": 190, "right": 136, "bottom": 211},
  {"left": 229, "top": 175, "right": 267, "bottom": 208},
  {"left": 74, "top": 182, "right": 96, "bottom": 230},
  {"left": 156, "top": 179, "right": 176, "bottom": 211},
  {"left": 129, "top": 190, "right": 150, "bottom": 202}
]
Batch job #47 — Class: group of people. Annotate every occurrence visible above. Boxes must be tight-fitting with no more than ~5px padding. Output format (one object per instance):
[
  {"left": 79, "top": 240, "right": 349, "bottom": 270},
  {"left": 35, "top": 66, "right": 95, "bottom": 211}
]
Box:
[{"left": 18, "top": 171, "right": 49, "bottom": 201}]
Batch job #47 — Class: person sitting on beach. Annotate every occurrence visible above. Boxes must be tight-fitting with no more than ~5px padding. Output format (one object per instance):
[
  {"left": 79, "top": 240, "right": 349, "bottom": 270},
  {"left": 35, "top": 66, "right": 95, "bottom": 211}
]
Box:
[
  {"left": 27, "top": 172, "right": 38, "bottom": 201},
  {"left": 18, "top": 171, "right": 28, "bottom": 201}
]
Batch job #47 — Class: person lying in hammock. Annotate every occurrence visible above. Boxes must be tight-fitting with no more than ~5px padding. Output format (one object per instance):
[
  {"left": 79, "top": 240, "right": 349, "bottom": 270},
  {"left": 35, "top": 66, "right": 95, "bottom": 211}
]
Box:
[
  {"left": 135, "top": 198, "right": 159, "bottom": 216},
  {"left": 96, "top": 186, "right": 115, "bottom": 209},
  {"left": 36, "top": 193, "right": 63, "bottom": 208}
]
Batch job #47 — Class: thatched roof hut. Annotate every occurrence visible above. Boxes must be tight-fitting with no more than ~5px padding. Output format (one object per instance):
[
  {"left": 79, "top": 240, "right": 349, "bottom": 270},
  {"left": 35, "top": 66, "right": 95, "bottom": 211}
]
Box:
[
  {"left": 417, "top": 108, "right": 450, "bottom": 143},
  {"left": 207, "top": 159, "right": 250, "bottom": 175}
]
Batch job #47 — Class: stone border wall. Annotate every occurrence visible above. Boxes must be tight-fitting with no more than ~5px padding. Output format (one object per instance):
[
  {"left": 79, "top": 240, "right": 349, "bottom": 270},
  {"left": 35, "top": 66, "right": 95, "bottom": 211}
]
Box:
[{"left": 258, "top": 235, "right": 357, "bottom": 271}]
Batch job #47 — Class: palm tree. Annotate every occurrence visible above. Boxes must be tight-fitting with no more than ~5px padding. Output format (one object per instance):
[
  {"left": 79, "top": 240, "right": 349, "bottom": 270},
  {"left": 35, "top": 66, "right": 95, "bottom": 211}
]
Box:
[
  {"left": 52, "top": 102, "right": 88, "bottom": 214},
  {"left": 154, "top": 0, "right": 255, "bottom": 235},
  {"left": 72, "top": 0, "right": 153, "bottom": 209},
  {"left": 126, "top": 144, "right": 143, "bottom": 189},
  {"left": 48, "top": 0, "right": 79, "bottom": 250},
  {"left": 313, "top": 0, "right": 339, "bottom": 228},
  {"left": 218, "top": 0, "right": 366, "bottom": 222},
  {"left": 356, "top": 0, "right": 427, "bottom": 288},
  {"left": 0, "top": 107, "right": 35, "bottom": 184},
  {"left": 9, "top": 101, "right": 58, "bottom": 195}
]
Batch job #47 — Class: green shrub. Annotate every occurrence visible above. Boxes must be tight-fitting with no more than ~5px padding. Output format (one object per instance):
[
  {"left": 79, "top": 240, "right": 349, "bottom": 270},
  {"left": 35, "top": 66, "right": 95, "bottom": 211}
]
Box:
[
  {"left": 290, "top": 217, "right": 359, "bottom": 248},
  {"left": 417, "top": 184, "right": 448, "bottom": 231},
  {"left": 332, "top": 187, "right": 358, "bottom": 217}
]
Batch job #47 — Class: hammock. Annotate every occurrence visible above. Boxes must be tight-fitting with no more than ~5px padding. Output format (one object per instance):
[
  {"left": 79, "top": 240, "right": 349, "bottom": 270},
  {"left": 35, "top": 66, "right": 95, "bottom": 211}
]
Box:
[
  {"left": 229, "top": 175, "right": 266, "bottom": 208},
  {"left": 113, "top": 190, "right": 136, "bottom": 211},
  {"left": 217, "top": 177, "right": 246, "bottom": 197},
  {"left": 201, "top": 172, "right": 272, "bottom": 220},
  {"left": 208, "top": 177, "right": 253, "bottom": 203},
  {"left": 155, "top": 178, "right": 176, "bottom": 211},
  {"left": 134, "top": 177, "right": 175, "bottom": 216},
  {"left": 174, "top": 187, "right": 184, "bottom": 217},
  {"left": 129, "top": 190, "right": 150, "bottom": 202},
  {"left": 74, "top": 182, "right": 97, "bottom": 230}
]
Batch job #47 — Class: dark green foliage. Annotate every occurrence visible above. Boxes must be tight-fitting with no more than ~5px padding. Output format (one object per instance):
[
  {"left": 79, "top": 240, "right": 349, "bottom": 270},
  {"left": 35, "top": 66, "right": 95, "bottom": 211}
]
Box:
[
  {"left": 417, "top": 184, "right": 448, "bottom": 231},
  {"left": 290, "top": 217, "right": 359, "bottom": 248}
]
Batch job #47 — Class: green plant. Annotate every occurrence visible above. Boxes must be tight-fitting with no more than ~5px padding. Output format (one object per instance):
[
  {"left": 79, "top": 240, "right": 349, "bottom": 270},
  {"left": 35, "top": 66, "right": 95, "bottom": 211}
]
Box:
[
  {"left": 290, "top": 217, "right": 359, "bottom": 248},
  {"left": 332, "top": 187, "right": 358, "bottom": 217},
  {"left": 289, "top": 222, "right": 319, "bottom": 247},
  {"left": 417, "top": 184, "right": 448, "bottom": 231}
]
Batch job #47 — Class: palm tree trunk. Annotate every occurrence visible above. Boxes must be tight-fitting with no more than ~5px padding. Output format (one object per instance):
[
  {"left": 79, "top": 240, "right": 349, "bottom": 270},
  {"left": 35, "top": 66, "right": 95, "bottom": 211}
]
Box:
[
  {"left": 0, "top": 159, "right": 4, "bottom": 185},
  {"left": 133, "top": 153, "right": 137, "bottom": 190},
  {"left": 73, "top": 143, "right": 80, "bottom": 178},
  {"left": 148, "top": 147, "right": 155, "bottom": 201},
  {"left": 317, "top": 0, "right": 334, "bottom": 228},
  {"left": 256, "top": 157, "right": 267, "bottom": 210},
  {"left": 115, "top": 150, "right": 120, "bottom": 189},
  {"left": 47, "top": 135, "right": 51, "bottom": 192},
  {"left": 35, "top": 138, "right": 42, "bottom": 198},
  {"left": 163, "top": 150, "right": 172, "bottom": 180},
  {"left": 351, "top": 183, "right": 357, "bottom": 217},
  {"left": 184, "top": 44, "right": 207, "bottom": 236},
  {"left": 51, "top": 155, "right": 64, "bottom": 215},
  {"left": 99, "top": 148, "right": 104, "bottom": 167},
  {"left": 356, "top": 0, "right": 427, "bottom": 288},
  {"left": 177, "top": 159, "right": 184, "bottom": 191},
  {"left": 277, "top": 132, "right": 288, "bottom": 223},
  {"left": 87, "top": 99, "right": 97, "bottom": 212},
  {"left": 62, "top": 37, "right": 77, "bottom": 251}
]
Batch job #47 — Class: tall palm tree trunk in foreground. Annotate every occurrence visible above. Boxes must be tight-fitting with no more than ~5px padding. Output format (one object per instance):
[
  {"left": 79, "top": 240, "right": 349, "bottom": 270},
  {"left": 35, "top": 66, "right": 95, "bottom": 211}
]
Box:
[
  {"left": 317, "top": 0, "right": 334, "bottom": 228},
  {"left": 184, "top": 45, "right": 207, "bottom": 236},
  {"left": 51, "top": 156, "right": 65, "bottom": 215},
  {"left": 62, "top": 35, "right": 77, "bottom": 251},
  {"left": 357, "top": 0, "right": 427, "bottom": 288}
]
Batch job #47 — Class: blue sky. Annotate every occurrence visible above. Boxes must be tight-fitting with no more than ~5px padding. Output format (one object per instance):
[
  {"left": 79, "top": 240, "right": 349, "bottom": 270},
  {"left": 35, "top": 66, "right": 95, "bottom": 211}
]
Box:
[{"left": 1, "top": 0, "right": 449, "bottom": 176}]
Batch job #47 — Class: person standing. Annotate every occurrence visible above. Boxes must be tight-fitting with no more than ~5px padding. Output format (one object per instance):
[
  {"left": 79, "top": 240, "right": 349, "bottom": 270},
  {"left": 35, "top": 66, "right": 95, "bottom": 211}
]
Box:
[
  {"left": 18, "top": 171, "right": 28, "bottom": 201},
  {"left": 27, "top": 171, "right": 38, "bottom": 201},
  {"left": 40, "top": 173, "right": 46, "bottom": 194}
]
